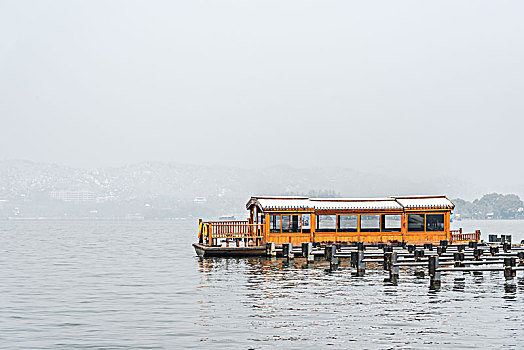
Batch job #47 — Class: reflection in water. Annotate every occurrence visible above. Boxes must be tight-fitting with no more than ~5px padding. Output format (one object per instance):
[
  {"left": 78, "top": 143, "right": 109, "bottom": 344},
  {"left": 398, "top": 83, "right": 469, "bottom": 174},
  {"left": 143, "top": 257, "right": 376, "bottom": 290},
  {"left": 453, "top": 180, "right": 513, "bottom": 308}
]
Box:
[
  {"left": 472, "top": 271, "right": 484, "bottom": 284},
  {"left": 452, "top": 276, "right": 466, "bottom": 292},
  {"left": 196, "top": 256, "right": 524, "bottom": 349},
  {"left": 504, "top": 282, "right": 517, "bottom": 299}
]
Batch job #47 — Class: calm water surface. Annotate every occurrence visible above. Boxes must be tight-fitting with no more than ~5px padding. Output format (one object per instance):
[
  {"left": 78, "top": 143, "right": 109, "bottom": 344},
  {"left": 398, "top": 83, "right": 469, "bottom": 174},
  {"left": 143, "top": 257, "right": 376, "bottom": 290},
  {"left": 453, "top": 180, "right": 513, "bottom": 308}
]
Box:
[{"left": 1, "top": 219, "right": 524, "bottom": 349}]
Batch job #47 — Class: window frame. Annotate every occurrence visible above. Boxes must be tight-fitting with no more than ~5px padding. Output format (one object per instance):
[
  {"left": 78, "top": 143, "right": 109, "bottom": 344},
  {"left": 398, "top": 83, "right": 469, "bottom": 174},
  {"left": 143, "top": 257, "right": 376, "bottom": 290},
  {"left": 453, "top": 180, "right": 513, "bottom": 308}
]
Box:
[
  {"left": 337, "top": 214, "right": 358, "bottom": 232},
  {"left": 360, "top": 214, "right": 381, "bottom": 232},
  {"left": 381, "top": 214, "right": 402, "bottom": 232},
  {"left": 316, "top": 214, "right": 337, "bottom": 232},
  {"left": 407, "top": 213, "right": 426, "bottom": 232},
  {"left": 269, "top": 213, "right": 305, "bottom": 234},
  {"left": 426, "top": 213, "right": 445, "bottom": 232},
  {"left": 269, "top": 214, "right": 281, "bottom": 233}
]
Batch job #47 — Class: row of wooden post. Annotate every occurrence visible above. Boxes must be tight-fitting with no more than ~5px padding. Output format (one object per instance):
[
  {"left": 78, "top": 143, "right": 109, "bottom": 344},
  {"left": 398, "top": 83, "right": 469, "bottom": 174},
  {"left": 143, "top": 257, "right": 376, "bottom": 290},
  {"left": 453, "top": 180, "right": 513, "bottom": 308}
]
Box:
[{"left": 266, "top": 241, "right": 524, "bottom": 288}]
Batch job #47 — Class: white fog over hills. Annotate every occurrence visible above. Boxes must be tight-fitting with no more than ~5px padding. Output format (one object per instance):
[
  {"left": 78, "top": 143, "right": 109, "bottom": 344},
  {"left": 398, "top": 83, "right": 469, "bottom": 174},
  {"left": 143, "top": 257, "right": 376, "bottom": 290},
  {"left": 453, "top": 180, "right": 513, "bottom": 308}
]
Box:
[
  {"left": 0, "top": 159, "right": 481, "bottom": 199},
  {"left": 0, "top": 159, "right": 495, "bottom": 219}
]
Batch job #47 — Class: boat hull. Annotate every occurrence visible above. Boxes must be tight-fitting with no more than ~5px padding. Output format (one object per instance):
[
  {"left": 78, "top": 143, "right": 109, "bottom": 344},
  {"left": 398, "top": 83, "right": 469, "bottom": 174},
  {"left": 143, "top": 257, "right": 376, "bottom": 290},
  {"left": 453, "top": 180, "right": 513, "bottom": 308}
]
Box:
[{"left": 192, "top": 243, "right": 266, "bottom": 257}]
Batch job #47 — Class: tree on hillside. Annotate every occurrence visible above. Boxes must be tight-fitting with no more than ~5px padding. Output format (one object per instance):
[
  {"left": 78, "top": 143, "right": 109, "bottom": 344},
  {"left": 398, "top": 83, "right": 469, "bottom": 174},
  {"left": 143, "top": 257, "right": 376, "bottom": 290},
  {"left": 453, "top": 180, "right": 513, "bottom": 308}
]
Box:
[{"left": 454, "top": 193, "right": 524, "bottom": 219}]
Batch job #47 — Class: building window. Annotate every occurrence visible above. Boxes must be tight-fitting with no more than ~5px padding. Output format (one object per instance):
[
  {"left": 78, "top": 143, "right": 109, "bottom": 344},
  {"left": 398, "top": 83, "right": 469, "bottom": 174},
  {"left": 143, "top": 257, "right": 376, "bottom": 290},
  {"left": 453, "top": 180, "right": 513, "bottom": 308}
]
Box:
[
  {"left": 316, "top": 215, "right": 336, "bottom": 232},
  {"left": 408, "top": 214, "right": 425, "bottom": 232},
  {"left": 381, "top": 214, "right": 402, "bottom": 232},
  {"left": 281, "top": 215, "right": 290, "bottom": 233},
  {"left": 290, "top": 215, "right": 301, "bottom": 233},
  {"left": 302, "top": 214, "right": 311, "bottom": 233},
  {"left": 426, "top": 214, "right": 444, "bottom": 231},
  {"left": 360, "top": 215, "right": 380, "bottom": 232},
  {"left": 270, "top": 214, "right": 281, "bottom": 233},
  {"left": 338, "top": 215, "right": 357, "bottom": 232},
  {"left": 281, "top": 215, "right": 301, "bottom": 233}
]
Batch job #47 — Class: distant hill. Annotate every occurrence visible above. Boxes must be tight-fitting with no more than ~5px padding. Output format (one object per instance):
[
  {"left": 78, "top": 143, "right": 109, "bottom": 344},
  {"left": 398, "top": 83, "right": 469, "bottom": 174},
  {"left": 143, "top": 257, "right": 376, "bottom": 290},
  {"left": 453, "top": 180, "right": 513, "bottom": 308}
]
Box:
[
  {"left": 0, "top": 160, "right": 485, "bottom": 219},
  {"left": 453, "top": 193, "right": 524, "bottom": 220}
]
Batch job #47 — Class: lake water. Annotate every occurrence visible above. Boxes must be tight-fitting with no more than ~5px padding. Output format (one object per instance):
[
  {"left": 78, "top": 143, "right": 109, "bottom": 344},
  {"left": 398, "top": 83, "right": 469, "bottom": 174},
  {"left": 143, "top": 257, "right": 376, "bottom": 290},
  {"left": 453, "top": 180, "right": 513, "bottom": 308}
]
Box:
[{"left": 2, "top": 219, "right": 524, "bottom": 349}]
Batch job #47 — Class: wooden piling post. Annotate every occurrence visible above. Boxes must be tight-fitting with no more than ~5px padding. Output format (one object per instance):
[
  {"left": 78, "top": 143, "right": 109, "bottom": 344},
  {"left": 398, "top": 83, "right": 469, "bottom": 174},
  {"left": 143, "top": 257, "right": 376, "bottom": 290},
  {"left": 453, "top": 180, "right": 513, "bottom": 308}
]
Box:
[
  {"left": 413, "top": 249, "right": 425, "bottom": 277},
  {"left": 350, "top": 251, "right": 358, "bottom": 268},
  {"left": 383, "top": 251, "right": 389, "bottom": 270},
  {"left": 356, "top": 250, "right": 365, "bottom": 277},
  {"left": 429, "top": 255, "right": 441, "bottom": 288},
  {"left": 518, "top": 252, "right": 524, "bottom": 266},
  {"left": 302, "top": 242, "right": 314, "bottom": 263},
  {"left": 504, "top": 257, "right": 516, "bottom": 279},
  {"left": 414, "top": 249, "right": 424, "bottom": 262},
  {"left": 389, "top": 252, "right": 399, "bottom": 281},
  {"left": 266, "top": 242, "right": 276, "bottom": 257},
  {"left": 454, "top": 252, "right": 464, "bottom": 267},
  {"left": 473, "top": 248, "right": 483, "bottom": 261},
  {"left": 330, "top": 245, "right": 339, "bottom": 270},
  {"left": 283, "top": 243, "right": 293, "bottom": 260},
  {"left": 503, "top": 242, "right": 511, "bottom": 253},
  {"left": 490, "top": 246, "right": 499, "bottom": 256},
  {"left": 324, "top": 246, "right": 332, "bottom": 261}
]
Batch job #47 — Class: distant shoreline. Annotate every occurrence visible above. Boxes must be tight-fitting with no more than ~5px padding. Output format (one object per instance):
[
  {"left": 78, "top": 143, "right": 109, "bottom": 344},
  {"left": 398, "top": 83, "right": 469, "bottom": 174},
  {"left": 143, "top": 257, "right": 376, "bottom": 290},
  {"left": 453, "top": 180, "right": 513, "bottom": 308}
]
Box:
[{"left": 1, "top": 217, "right": 192, "bottom": 221}]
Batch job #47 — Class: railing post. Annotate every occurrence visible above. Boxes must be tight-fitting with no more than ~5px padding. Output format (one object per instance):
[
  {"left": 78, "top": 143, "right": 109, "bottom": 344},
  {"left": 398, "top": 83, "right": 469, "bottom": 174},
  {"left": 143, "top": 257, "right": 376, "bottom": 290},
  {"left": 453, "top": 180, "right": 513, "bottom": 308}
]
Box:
[
  {"left": 208, "top": 223, "right": 213, "bottom": 246},
  {"left": 198, "top": 219, "right": 203, "bottom": 244}
]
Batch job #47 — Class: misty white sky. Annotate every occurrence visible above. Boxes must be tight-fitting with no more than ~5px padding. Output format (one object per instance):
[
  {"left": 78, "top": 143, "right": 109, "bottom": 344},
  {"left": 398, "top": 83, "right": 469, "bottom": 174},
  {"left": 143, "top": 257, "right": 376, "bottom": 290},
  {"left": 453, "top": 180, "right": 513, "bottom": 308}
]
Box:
[{"left": 1, "top": 1, "right": 523, "bottom": 188}]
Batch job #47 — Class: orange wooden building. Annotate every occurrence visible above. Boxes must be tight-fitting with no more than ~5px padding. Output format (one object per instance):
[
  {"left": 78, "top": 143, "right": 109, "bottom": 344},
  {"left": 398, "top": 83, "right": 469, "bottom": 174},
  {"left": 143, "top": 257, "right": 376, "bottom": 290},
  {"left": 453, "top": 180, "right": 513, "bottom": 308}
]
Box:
[
  {"left": 246, "top": 195, "right": 456, "bottom": 245},
  {"left": 195, "top": 195, "right": 480, "bottom": 256}
]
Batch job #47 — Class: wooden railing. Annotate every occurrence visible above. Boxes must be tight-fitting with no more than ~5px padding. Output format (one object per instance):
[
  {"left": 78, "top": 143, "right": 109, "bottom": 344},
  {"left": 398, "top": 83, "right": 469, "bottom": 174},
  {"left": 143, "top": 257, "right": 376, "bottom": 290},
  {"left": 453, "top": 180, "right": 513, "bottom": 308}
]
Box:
[
  {"left": 450, "top": 228, "right": 481, "bottom": 243},
  {"left": 198, "top": 220, "right": 265, "bottom": 247}
]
